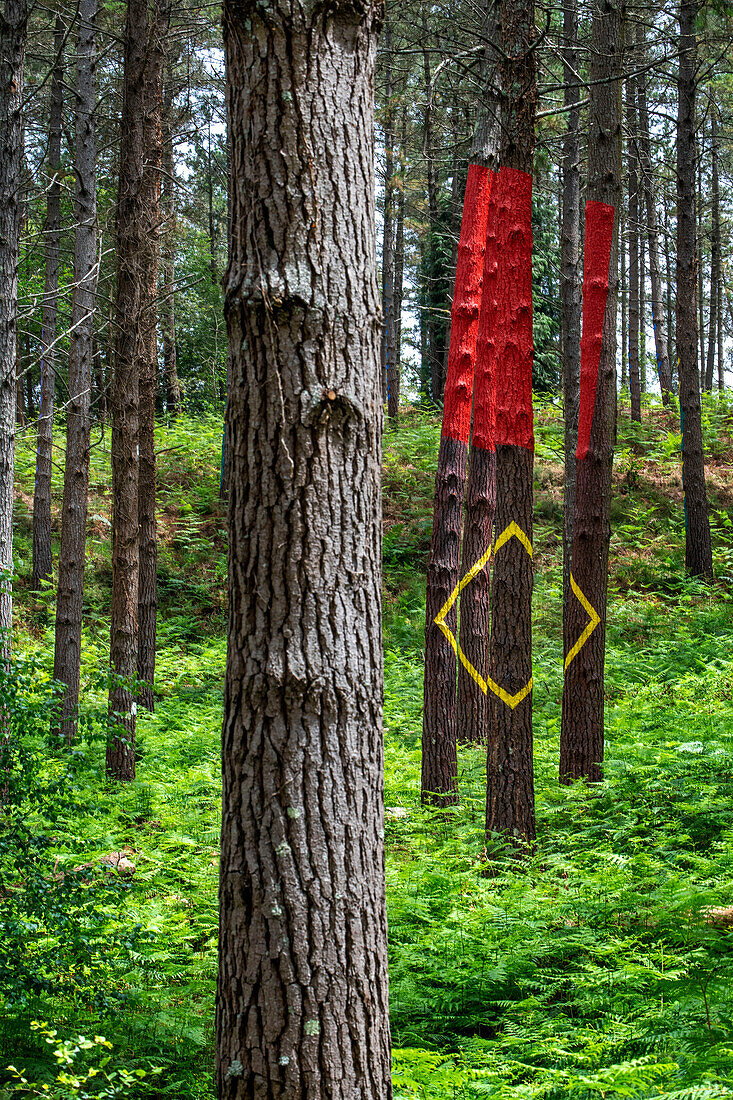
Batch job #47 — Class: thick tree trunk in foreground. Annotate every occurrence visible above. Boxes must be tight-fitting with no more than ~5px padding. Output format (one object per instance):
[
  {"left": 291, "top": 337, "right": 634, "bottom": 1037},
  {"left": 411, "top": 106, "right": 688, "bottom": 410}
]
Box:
[
  {"left": 0, "top": 0, "right": 27, "bottom": 660},
  {"left": 54, "top": 0, "right": 98, "bottom": 744},
  {"left": 676, "top": 0, "right": 712, "bottom": 581},
  {"left": 217, "top": 3, "right": 392, "bottom": 1097},
  {"left": 107, "top": 0, "right": 151, "bottom": 779},
  {"left": 137, "top": 0, "right": 170, "bottom": 713},
  {"left": 560, "top": 0, "right": 622, "bottom": 784},
  {"left": 32, "top": 14, "right": 64, "bottom": 590},
  {"left": 485, "top": 0, "right": 537, "bottom": 845},
  {"left": 422, "top": 164, "right": 492, "bottom": 799}
]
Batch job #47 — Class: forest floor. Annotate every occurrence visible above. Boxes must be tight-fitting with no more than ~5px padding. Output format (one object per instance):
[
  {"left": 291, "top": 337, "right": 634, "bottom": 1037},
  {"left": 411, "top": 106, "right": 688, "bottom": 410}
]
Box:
[{"left": 4, "top": 397, "right": 733, "bottom": 1098}]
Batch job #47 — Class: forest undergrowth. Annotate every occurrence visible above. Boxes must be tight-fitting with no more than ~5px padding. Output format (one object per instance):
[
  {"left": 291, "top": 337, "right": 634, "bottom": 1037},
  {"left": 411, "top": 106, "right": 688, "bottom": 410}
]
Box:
[{"left": 4, "top": 398, "right": 733, "bottom": 1097}]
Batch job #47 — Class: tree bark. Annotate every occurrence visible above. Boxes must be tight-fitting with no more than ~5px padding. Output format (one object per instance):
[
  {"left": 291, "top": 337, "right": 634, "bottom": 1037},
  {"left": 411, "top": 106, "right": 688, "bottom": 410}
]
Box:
[
  {"left": 0, "top": 0, "right": 27, "bottom": 660},
  {"left": 53, "top": 0, "right": 98, "bottom": 745},
  {"left": 635, "top": 22, "right": 673, "bottom": 405},
  {"left": 676, "top": 0, "right": 713, "bottom": 580},
  {"left": 392, "top": 110, "right": 406, "bottom": 402},
  {"left": 560, "top": 0, "right": 622, "bottom": 785},
  {"left": 620, "top": 201, "right": 628, "bottom": 393},
  {"left": 161, "top": 67, "right": 181, "bottom": 418},
  {"left": 382, "top": 20, "right": 398, "bottom": 424},
  {"left": 421, "top": 12, "right": 441, "bottom": 404},
  {"left": 560, "top": 0, "right": 582, "bottom": 615},
  {"left": 32, "top": 13, "right": 65, "bottom": 590},
  {"left": 627, "top": 74, "right": 641, "bottom": 423},
  {"left": 217, "top": 3, "right": 392, "bottom": 1096},
  {"left": 705, "top": 104, "right": 720, "bottom": 395},
  {"left": 485, "top": 0, "right": 537, "bottom": 844},
  {"left": 137, "top": 0, "right": 170, "bottom": 714},
  {"left": 107, "top": 0, "right": 154, "bottom": 779}
]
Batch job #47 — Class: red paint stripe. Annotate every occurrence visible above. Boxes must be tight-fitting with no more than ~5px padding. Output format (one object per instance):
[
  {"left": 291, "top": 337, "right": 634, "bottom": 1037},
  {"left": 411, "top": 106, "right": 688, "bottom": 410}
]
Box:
[
  {"left": 577, "top": 200, "right": 615, "bottom": 461},
  {"left": 493, "top": 167, "right": 534, "bottom": 452},
  {"left": 441, "top": 164, "right": 493, "bottom": 444},
  {"left": 472, "top": 171, "right": 498, "bottom": 451}
]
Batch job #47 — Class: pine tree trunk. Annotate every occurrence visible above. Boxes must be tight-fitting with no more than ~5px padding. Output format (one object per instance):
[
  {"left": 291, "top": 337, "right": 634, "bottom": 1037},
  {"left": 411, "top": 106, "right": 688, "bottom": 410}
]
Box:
[
  {"left": 485, "top": 0, "right": 537, "bottom": 844},
  {"left": 32, "top": 13, "right": 64, "bottom": 590},
  {"left": 53, "top": 0, "right": 98, "bottom": 745},
  {"left": 664, "top": 199, "right": 675, "bottom": 378},
  {"left": 635, "top": 24, "right": 673, "bottom": 405},
  {"left": 217, "top": 3, "right": 391, "bottom": 1095},
  {"left": 639, "top": 230, "right": 647, "bottom": 394},
  {"left": 560, "top": 0, "right": 622, "bottom": 784},
  {"left": 627, "top": 76, "right": 641, "bottom": 423},
  {"left": 620, "top": 202, "right": 628, "bottom": 393},
  {"left": 677, "top": 0, "right": 713, "bottom": 581},
  {"left": 392, "top": 113, "right": 406, "bottom": 396},
  {"left": 161, "top": 70, "right": 181, "bottom": 418},
  {"left": 706, "top": 106, "right": 720, "bottom": 395},
  {"left": 382, "top": 21, "right": 398, "bottom": 425},
  {"left": 421, "top": 14, "right": 441, "bottom": 404},
  {"left": 717, "top": 267, "right": 724, "bottom": 392},
  {"left": 107, "top": 0, "right": 151, "bottom": 780},
  {"left": 0, "top": 0, "right": 27, "bottom": 660},
  {"left": 560, "top": 0, "right": 582, "bottom": 616},
  {"left": 422, "top": 164, "right": 492, "bottom": 800},
  {"left": 137, "top": 0, "right": 170, "bottom": 714},
  {"left": 697, "top": 134, "right": 706, "bottom": 390}
]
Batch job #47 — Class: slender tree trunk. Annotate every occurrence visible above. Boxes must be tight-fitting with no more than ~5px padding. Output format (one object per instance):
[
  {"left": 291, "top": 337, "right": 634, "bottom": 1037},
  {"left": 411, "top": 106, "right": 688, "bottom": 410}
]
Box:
[
  {"left": 421, "top": 13, "right": 441, "bottom": 404},
  {"left": 392, "top": 112, "right": 406, "bottom": 397},
  {"left": 560, "top": 0, "right": 582, "bottom": 619},
  {"left": 677, "top": 0, "right": 713, "bottom": 580},
  {"left": 636, "top": 23, "right": 673, "bottom": 405},
  {"left": 456, "top": 0, "right": 500, "bottom": 746},
  {"left": 53, "top": 0, "right": 98, "bottom": 745},
  {"left": 697, "top": 131, "right": 706, "bottom": 389},
  {"left": 717, "top": 266, "right": 724, "bottom": 391},
  {"left": 0, "top": 0, "right": 27, "bottom": 660},
  {"left": 485, "top": 0, "right": 537, "bottom": 844},
  {"left": 620, "top": 201, "right": 628, "bottom": 393},
  {"left": 15, "top": 329, "right": 24, "bottom": 428},
  {"left": 706, "top": 105, "right": 720, "bottom": 395},
  {"left": 217, "top": 3, "right": 391, "bottom": 1095},
  {"left": 161, "top": 69, "right": 181, "bottom": 418},
  {"left": 639, "top": 230, "right": 647, "bottom": 394},
  {"left": 627, "top": 76, "right": 641, "bottom": 423},
  {"left": 664, "top": 198, "right": 675, "bottom": 380},
  {"left": 107, "top": 0, "right": 153, "bottom": 780},
  {"left": 382, "top": 21, "right": 398, "bottom": 425},
  {"left": 137, "top": 0, "right": 170, "bottom": 714},
  {"left": 560, "top": 0, "right": 622, "bottom": 784},
  {"left": 32, "top": 14, "right": 64, "bottom": 590}
]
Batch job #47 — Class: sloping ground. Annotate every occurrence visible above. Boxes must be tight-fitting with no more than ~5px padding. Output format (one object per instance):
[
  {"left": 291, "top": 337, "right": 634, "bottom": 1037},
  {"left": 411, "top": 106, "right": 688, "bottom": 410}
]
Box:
[{"left": 4, "top": 396, "right": 733, "bottom": 1098}]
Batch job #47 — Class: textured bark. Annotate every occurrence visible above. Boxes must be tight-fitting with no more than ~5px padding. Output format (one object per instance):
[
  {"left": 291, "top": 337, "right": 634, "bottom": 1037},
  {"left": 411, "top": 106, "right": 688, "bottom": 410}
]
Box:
[
  {"left": 32, "top": 14, "right": 64, "bottom": 590},
  {"left": 217, "top": 3, "right": 391, "bottom": 1097},
  {"left": 676, "top": 0, "right": 713, "bottom": 581},
  {"left": 392, "top": 114, "right": 406, "bottom": 398},
  {"left": 161, "top": 70, "right": 181, "bottom": 418},
  {"left": 107, "top": 0, "right": 152, "bottom": 779},
  {"left": 561, "top": 0, "right": 582, "bottom": 603},
  {"left": 421, "top": 12, "right": 441, "bottom": 404},
  {"left": 485, "top": 0, "right": 537, "bottom": 845},
  {"left": 697, "top": 134, "right": 705, "bottom": 390},
  {"left": 137, "top": 0, "right": 170, "bottom": 714},
  {"left": 635, "top": 23, "right": 672, "bottom": 405},
  {"left": 53, "top": 0, "right": 98, "bottom": 745},
  {"left": 0, "top": 0, "right": 27, "bottom": 660},
  {"left": 422, "top": 164, "right": 492, "bottom": 803},
  {"left": 620, "top": 202, "right": 628, "bottom": 392},
  {"left": 560, "top": 0, "right": 622, "bottom": 785},
  {"left": 627, "top": 76, "right": 641, "bottom": 423},
  {"left": 705, "top": 106, "right": 720, "bottom": 394},
  {"left": 639, "top": 230, "right": 646, "bottom": 393},
  {"left": 717, "top": 263, "right": 724, "bottom": 392}
]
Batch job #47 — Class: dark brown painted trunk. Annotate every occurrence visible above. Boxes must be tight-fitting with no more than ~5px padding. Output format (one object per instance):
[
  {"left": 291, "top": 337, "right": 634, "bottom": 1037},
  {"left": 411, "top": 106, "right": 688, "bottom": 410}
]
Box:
[
  {"left": 676, "top": 0, "right": 713, "bottom": 581},
  {"left": 137, "top": 0, "right": 169, "bottom": 714},
  {"left": 485, "top": 0, "right": 537, "bottom": 845},
  {"left": 53, "top": 0, "right": 98, "bottom": 745},
  {"left": 32, "top": 14, "right": 64, "bottom": 590},
  {"left": 560, "top": 0, "right": 622, "bottom": 785},
  {"left": 0, "top": 0, "right": 27, "bottom": 660},
  {"left": 217, "top": 3, "right": 391, "bottom": 1095}
]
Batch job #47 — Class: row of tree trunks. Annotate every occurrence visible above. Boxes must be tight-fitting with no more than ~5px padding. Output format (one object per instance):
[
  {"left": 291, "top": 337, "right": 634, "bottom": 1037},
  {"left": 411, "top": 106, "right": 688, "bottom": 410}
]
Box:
[
  {"left": 626, "top": 70, "right": 642, "bottom": 424},
  {"left": 161, "top": 66, "right": 182, "bottom": 418},
  {"left": 32, "top": 12, "right": 64, "bottom": 590},
  {"left": 705, "top": 105, "right": 721, "bottom": 393},
  {"left": 217, "top": 1, "right": 392, "bottom": 1093},
  {"left": 0, "top": 0, "right": 27, "bottom": 661},
  {"left": 560, "top": 0, "right": 622, "bottom": 785},
  {"left": 53, "top": 0, "right": 98, "bottom": 744}
]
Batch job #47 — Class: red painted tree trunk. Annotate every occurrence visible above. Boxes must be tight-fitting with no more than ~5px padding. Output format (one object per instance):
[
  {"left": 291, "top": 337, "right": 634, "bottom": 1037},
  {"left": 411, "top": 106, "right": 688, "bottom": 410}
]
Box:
[{"left": 422, "top": 163, "right": 492, "bottom": 804}]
